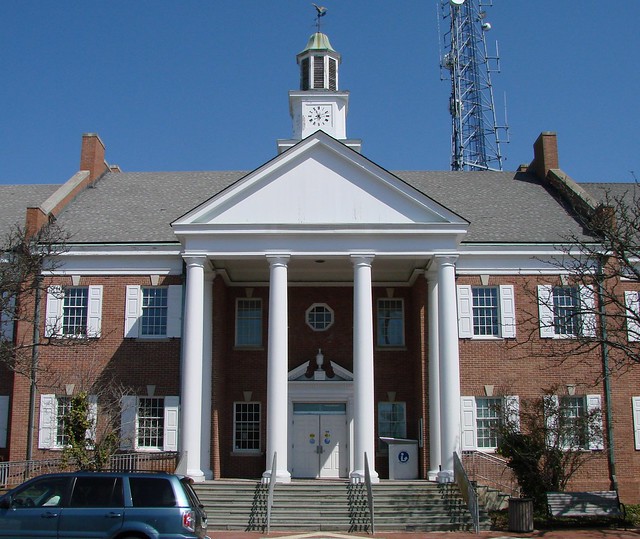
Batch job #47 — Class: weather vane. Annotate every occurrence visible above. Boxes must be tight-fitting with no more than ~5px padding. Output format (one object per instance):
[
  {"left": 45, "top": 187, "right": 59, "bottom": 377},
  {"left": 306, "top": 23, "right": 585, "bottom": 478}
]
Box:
[{"left": 312, "top": 3, "right": 327, "bottom": 32}]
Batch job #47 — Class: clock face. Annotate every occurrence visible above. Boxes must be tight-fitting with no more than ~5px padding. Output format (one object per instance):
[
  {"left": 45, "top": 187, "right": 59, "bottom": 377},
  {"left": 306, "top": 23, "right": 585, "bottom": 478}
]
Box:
[{"left": 307, "top": 106, "right": 331, "bottom": 127}]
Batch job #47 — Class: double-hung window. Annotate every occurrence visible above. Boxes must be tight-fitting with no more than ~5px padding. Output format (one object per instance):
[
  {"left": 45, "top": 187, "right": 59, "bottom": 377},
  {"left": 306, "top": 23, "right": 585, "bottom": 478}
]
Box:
[
  {"left": 236, "top": 298, "right": 262, "bottom": 347},
  {"left": 624, "top": 291, "right": 640, "bottom": 342},
  {"left": 378, "top": 401, "right": 406, "bottom": 451},
  {"left": 233, "top": 402, "right": 261, "bottom": 452},
  {"left": 377, "top": 298, "right": 404, "bottom": 347},
  {"left": 0, "top": 292, "right": 16, "bottom": 342},
  {"left": 460, "top": 395, "right": 520, "bottom": 451},
  {"left": 45, "top": 285, "right": 103, "bottom": 338},
  {"left": 457, "top": 285, "right": 516, "bottom": 338},
  {"left": 124, "top": 285, "right": 182, "bottom": 339},
  {"left": 545, "top": 394, "right": 603, "bottom": 450},
  {"left": 538, "top": 284, "right": 596, "bottom": 338},
  {"left": 38, "top": 394, "right": 97, "bottom": 450},
  {"left": 120, "top": 395, "right": 179, "bottom": 451}
]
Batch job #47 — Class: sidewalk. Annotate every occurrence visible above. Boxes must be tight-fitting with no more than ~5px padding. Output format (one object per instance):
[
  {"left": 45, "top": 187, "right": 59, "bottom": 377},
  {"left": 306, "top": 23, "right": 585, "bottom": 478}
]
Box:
[{"left": 206, "top": 529, "right": 640, "bottom": 539}]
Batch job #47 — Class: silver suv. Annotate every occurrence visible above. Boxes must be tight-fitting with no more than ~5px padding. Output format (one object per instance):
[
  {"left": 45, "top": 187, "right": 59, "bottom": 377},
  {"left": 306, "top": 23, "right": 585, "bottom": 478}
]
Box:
[{"left": 0, "top": 471, "right": 209, "bottom": 538}]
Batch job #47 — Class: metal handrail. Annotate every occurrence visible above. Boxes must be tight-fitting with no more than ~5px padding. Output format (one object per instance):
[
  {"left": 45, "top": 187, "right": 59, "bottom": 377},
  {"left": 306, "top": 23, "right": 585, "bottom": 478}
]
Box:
[
  {"left": 0, "top": 452, "right": 179, "bottom": 488},
  {"left": 364, "top": 452, "right": 375, "bottom": 534},
  {"left": 265, "top": 452, "right": 277, "bottom": 534},
  {"left": 461, "top": 450, "right": 520, "bottom": 498},
  {"left": 454, "top": 451, "right": 480, "bottom": 534}
]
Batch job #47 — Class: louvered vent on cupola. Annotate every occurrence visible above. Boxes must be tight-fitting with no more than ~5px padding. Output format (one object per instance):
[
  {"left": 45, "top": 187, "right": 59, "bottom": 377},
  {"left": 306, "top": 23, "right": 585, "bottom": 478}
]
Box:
[
  {"left": 313, "top": 55, "right": 325, "bottom": 88},
  {"left": 300, "top": 57, "right": 310, "bottom": 90},
  {"left": 328, "top": 58, "right": 337, "bottom": 91}
]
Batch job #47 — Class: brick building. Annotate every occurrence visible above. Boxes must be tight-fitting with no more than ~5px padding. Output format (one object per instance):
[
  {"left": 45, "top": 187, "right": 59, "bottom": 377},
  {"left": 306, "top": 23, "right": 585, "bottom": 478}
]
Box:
[{"left": 1, "top": 31, "right": 640, "bottom": 501}]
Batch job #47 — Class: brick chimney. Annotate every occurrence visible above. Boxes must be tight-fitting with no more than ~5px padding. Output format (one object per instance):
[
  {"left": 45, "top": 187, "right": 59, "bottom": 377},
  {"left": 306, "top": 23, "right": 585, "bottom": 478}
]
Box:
[
  {"left": 80, "top": 133, "right": 109, "bottom": 181},
  {"left": 529, "top": 131, "right": 559, "bottom": 180}
]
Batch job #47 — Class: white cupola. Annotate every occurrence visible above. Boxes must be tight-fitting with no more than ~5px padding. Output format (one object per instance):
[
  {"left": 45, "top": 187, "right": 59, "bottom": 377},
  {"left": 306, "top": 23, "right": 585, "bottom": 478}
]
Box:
[{"left": 277, "top": 32, "right": 361, "bottom": 153}]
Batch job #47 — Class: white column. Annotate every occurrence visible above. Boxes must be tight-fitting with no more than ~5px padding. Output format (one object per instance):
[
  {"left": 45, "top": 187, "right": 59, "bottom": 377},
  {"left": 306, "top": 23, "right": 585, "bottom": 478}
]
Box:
[
  {"left": 201, "top": 271, "right": 214, "bottom": 480},
  {"left": 181, "top": 255, "right": 206, "bottom": 481},
  {"left": 436, "top": 255, "right": 461, "bottom": 481},
  {"left": 263, "top": 255, "right": 291, "bottom": 483},
  {"left": 426, "top": 271, "right": 441, "bottom": 481},
  {"left": 350, "top": 255, "right": 379, "bottom": 484}
]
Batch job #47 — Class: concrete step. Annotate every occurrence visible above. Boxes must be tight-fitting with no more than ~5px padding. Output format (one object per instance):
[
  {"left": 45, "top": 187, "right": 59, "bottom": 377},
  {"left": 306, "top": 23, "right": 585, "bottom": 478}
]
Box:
[{"left": 194, "top": 479, "right": 483, "bottom": 532}]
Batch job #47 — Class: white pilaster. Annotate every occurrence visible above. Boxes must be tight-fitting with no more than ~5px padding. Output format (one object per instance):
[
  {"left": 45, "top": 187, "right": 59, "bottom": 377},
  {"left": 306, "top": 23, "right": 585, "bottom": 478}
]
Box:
[
  {"left": 263, "top": 255, "right": 291, "bottom": 483},
  {"left": 426, "top": 271, "right": 441, "bottom": 481},
  {"left": 181, "top": 255, "right": 206, "bottom": 481},
  {"left": 201, "top": 271, "right": 215, "bottom": 480},
  {"left": 436, "top": 256, "right": 461, "bottom": 481},
  {"left": 350, "top": 255, "right": 379, "bottom": 484}
]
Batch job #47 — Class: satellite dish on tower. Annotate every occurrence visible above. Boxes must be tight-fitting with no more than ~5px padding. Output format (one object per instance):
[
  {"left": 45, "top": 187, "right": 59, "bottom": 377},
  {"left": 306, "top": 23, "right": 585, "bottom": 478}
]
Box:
[{"left": 450, "top": 0, "right": 466, "bottom": 5}]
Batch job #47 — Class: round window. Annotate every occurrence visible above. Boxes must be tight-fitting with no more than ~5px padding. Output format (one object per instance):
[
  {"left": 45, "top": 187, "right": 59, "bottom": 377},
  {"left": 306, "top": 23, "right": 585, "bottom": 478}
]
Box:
[{"left": 306, "top": 303, "right": 334, "bottom": 331}]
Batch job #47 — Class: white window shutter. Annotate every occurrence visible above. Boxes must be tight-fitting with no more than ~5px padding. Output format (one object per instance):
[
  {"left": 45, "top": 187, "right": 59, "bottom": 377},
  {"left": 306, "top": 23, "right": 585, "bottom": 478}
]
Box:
[
  {"left": 0, "top": 396, "right": 9, "bottom": 448},
  {"left": 87, "top": 286, "right": 103, "bottom": 338},
  {"left": 633, "top": 397, "right": 640, "bottom": 450},
  {"left": 163, "top": 396, "right": 180, "bottom": 451},
  {"left": 586, "top": 394, "right": 604, "bottom": 450},
  {"left": 166, "top": 285, "right": 183, "bottom": 338},
  {"left": 1, "top": 294, "right": 15, "bottom": 342},
  {"left": 120, "top": 395, "right": 137, "bottom": 450},
  {"left": 625, "top": 291, "right": 640, "bottom": 342},
  {"left": 460, "top": 396, "right": 477, "bottom": 450},
  {"left": 457, "top": 285, "right": 473, "bottom": 338},
  {"left": 505, "top": 395, "right": 520, "bottom": 432},
  {"left": 544, "top": 395, "right": 559, "bottom": 447},
  {"left": 45, "top": 286, "right": 64, "bottom": 338},
  {"left": 580, "top": 285, "right": 597, "bottom": 338},
  {"left": 538, "top": 285, "right": 555, "bottom": 338},
  {"left": 87, "top": 394, "right": 98, "bottom": 442},
  {"left": 38, "top": 394, "right": 56, "bottom": 449},
  {"left": 124, "top": 286, "right": 141, "bottom": 338},
  {"left": 499, "top": 285, "right": 516, "bottom": 338}
]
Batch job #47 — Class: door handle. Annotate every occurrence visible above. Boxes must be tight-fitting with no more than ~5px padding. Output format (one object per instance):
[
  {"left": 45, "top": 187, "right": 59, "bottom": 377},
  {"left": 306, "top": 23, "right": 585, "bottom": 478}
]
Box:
[
  {"left": 42, "top": 511, "right": 59, "bottom": 519},
  {"left": 106, "top": 512, "right": 123, "bottom": 518},
  {"left": 316, "top": 445, "right": 323, "bottom": 454}
]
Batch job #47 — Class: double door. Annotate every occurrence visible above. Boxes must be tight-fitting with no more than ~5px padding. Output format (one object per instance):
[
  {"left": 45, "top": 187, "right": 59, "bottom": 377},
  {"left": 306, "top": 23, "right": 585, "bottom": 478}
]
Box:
[{"left": 292, "top": 403, "right": 348, "bottom": 478}]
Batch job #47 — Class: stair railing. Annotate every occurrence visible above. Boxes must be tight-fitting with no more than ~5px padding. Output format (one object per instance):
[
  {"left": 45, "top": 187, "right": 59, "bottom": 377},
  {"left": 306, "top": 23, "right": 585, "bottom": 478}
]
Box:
[
  {"left": 364, "top": 452, "right": 375, "bottom": 534},
  {"left": 461, "top": 450, "right": 519, "bottom": 498},
  {"left": 453, "top": 451, "right": 479, "bottom": 534},
  {"left": 265, "top": 452, "right": 277, "bottom": 535}
]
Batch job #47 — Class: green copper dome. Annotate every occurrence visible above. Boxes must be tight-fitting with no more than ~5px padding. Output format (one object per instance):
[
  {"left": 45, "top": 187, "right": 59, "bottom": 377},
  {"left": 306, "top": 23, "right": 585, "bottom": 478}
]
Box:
[{"left": 299, "top": 32, "right": 335, "bottom": 54}]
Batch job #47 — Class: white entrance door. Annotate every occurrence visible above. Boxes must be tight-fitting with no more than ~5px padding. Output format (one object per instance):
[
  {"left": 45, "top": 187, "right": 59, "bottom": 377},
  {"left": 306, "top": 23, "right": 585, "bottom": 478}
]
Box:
[{"left": 292, "top": 403, "right": 347, "bottom": 478}]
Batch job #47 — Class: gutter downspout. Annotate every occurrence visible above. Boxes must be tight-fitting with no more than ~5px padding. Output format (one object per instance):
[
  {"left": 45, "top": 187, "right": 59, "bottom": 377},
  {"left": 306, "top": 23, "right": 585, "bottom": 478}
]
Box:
[{"left": 597, "top": 258, "right": 617, "bottom": 491}]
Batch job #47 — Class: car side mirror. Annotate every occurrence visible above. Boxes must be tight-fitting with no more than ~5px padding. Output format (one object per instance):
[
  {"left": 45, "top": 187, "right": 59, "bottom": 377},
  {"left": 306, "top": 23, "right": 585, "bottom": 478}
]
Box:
[{"left": 0, "top": 497, "right": 11, "bottom": 509}]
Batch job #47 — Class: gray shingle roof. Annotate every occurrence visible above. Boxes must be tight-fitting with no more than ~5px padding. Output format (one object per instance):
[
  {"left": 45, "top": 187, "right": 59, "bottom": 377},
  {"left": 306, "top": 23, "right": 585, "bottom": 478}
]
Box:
[
  {"left": 50, "top": 168, "right": 600, "bottom": 244},
  {"left": 0, "top": 184, "right": 59, "bottom": 236}
]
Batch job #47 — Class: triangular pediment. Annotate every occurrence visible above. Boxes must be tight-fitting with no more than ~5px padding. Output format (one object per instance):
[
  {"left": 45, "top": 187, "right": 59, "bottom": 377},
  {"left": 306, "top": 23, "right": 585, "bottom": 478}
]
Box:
[
  {"left": 289, "top": 359, "right": 353, "bottom": 382},
  {"left": 173, "top": 132, "right": 467, "bottom": 228}
]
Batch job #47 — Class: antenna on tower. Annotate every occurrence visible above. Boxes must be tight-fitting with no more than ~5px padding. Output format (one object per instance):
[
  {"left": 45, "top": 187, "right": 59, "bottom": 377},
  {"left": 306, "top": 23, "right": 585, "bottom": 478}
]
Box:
[
  {"left": 439, "top": 0, "right": 509, "bottom": 171},
  {"left": 312, "top": 4, "right": 328, "bottom": 32}
]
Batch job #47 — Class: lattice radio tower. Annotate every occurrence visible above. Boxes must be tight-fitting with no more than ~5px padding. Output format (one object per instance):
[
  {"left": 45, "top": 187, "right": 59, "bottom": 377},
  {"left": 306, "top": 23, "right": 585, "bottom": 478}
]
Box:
[{"left": 439, "top": 0, "right": 508, "bottom": 171}]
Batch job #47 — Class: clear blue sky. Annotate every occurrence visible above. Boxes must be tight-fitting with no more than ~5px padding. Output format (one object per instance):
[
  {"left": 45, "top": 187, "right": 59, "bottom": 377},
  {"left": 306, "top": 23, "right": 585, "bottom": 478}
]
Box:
[{"left": 1, "top": 1, "right": 638, "bottom": 185}]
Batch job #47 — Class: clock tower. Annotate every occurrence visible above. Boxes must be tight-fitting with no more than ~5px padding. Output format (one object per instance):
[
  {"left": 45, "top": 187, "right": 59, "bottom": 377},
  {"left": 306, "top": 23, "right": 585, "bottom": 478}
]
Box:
[{"left": 277, "top": 32, "right": 362, "bottom": 153}]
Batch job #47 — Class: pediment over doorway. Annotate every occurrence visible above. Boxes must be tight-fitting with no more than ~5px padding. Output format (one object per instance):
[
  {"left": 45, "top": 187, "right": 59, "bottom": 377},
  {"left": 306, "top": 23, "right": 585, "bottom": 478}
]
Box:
[{"left": 288, "top": 359, "right": 353, "bottom": 382}]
